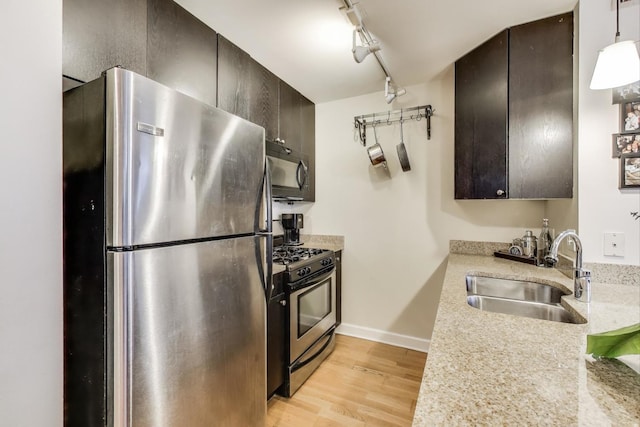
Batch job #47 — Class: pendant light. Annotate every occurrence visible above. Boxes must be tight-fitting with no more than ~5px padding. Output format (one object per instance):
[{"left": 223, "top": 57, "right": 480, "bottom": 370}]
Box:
[{"left": 589, "top": 0, "right": 640, "bottom": 90}]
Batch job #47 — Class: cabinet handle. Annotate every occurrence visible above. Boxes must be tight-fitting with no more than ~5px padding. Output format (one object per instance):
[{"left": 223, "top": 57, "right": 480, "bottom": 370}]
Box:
[
  {"left": 279, "top": 300, "right": 287, "bottom": 306},
  {"left": 496, "top": 189, "right": 505, "bottom": 196}
]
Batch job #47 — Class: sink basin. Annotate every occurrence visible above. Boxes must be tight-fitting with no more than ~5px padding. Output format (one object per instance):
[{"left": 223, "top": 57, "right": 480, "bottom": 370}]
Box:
[
  {"left": 466, "top": 295, "right": 583, "bottom": 324},
  {"left": 465, "top": 275, "right": 585, "bottom": 324},
  {"left": 466, "top": 275, "right": 568, "bottom": 304}
]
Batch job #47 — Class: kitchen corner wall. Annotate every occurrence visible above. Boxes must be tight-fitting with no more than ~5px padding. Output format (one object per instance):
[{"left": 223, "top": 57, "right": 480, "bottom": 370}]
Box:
[
  {"left": 0, "top": 1, "right": 63, "bottom": 425},
  {"left": 577, "top": 0, "right": 640, "bottom": 265},
  {"left": 303, "top": 73, "right": 546, "bottom": 344}
]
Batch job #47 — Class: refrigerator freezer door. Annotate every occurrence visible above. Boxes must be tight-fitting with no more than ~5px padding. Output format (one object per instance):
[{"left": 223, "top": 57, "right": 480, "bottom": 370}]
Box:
[
  {"left": 108, "top": 236, "right": 266, "bottom": 426},
  {"left": 105, "top": 68, "right": 265, "bottom": 248}
]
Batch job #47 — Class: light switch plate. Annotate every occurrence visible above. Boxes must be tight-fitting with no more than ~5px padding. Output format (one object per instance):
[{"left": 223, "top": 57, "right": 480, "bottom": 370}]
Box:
[{"left": 603, "top": 232, "right": 625, "bottom": 257}]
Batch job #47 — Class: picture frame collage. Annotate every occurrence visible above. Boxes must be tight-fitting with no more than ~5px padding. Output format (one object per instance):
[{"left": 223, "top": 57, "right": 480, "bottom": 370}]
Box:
[{"left": 611, "top": 81, "right": 640, "bottom": 189}]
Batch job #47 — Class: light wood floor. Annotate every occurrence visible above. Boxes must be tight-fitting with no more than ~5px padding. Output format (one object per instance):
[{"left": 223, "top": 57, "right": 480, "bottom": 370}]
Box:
[{"left": 267, "top": 334, "right": 428, "bottom": 427}]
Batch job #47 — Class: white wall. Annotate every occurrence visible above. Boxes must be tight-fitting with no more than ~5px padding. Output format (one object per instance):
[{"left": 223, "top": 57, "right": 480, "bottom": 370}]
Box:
[
  {"left": 578, "top": 0, "right": 640, "bottom": 265},
  {"left": 305, "top": 71, "right": 546, "bottom": 343},
  {"left": 0, "top": 2, "right": 63, "bottom": 426}
]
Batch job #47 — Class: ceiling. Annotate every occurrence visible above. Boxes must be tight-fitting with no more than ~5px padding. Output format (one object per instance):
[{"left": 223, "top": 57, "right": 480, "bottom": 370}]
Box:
[{"left": 175, "top": 0, "right": 577, "bottom": 103}]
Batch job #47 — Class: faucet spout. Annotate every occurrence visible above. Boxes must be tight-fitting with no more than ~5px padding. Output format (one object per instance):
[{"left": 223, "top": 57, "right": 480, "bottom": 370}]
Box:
[{"left": 546, "top": 229, "right": 591, "bottom": 303}]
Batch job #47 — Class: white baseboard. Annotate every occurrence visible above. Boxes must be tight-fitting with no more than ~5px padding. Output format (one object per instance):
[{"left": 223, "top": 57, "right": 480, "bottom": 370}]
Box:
[{"left": 335, "top": 323, "right": 430, "bottom": 353}]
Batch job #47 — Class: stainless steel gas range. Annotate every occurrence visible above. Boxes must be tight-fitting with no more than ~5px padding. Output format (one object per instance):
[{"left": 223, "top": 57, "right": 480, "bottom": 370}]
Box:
[{"left": 272, "top": 239, "right": 338, "bottom": 397}]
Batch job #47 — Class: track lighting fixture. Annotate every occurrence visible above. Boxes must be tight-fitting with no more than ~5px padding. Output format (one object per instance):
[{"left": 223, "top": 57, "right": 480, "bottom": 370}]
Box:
[
  {"left": 590, "top": 0, "right": 640, "bottom": 89},
  {"left": 384, "top": 77, "right": 406, "bottom": 104},
  {"left": 352, "top": 29, "right": 381, "bottom": 63},
  {"left": 340, "top": 1, "right": 408, "bottom": 101}
]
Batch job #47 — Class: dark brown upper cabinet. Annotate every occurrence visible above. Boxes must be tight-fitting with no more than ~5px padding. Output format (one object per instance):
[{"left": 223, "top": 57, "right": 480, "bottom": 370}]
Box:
[
  {"left": 455, "top": 30, "right": 508, "bottom": 200},
  {"left": 278, "top": 81, "right": 303, "bottom": 154},
  {"left": 217, "top": 35, "right": 279, "bottom": 142},
  {"left": 455, "top": 12, "right": 574, "bottom": 200},
  {"left": 63, "top": 0, "right": 148, "bottom": 83},
  {"left": 217, "top": 35, "right": 252, "bottom": 121},
  {"left": 147, "top": 0, "right": 218, "bottom": 107},
  {"left": 508, "top": 13, "right": 573, "bottom": 199},
  {"left": 248, "top": 61, "right": 279, "bottom": 142}
]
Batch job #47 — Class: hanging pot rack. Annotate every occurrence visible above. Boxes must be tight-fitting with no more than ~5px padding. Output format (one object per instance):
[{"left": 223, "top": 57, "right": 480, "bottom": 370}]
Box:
[{"left": 354, "top": 104, "right": 434, "bottom": 146}]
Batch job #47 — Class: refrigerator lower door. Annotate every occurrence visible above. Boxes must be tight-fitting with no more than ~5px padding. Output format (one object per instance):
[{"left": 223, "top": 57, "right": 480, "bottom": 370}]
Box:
[{"left": 108, "top": 236, "right": 266, "bottom": 426}]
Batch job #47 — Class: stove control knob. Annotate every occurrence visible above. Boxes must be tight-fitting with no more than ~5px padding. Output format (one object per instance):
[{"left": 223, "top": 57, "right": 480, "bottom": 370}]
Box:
[
  {"left": 305, "top": 267, "right": 312, "bottom": 274},
  {"left": 297, "top": 269, "right": 305, "bottom": 277}
]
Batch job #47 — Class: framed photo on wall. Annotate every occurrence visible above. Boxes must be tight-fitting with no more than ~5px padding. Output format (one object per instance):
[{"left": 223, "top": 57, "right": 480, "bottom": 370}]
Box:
[
  {"left": 621, "top": 100, "right": 640, "bottom": 132},
  {"left": 612, "top": 81, "right": 640, "bottom": 104},
  {"left": 612, "top": 133, "right": 640, "bottom": 157},
  {"left": 620, "top": 153, "right": 640, "bottom": 189}
]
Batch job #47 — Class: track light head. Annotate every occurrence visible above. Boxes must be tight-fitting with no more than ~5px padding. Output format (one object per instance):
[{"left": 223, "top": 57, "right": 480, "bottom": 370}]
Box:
[
  {"left": 352, "top": 29, "right": 381, "bottom": 63},
  {"left": 353, "top": 42, "right": 380, "bottom": 63},
  {"left": 384, "top": 77, "right": 406, "bottom": 104}
]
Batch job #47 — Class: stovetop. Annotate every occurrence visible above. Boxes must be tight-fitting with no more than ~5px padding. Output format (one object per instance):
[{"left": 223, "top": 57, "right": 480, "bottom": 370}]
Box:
[
  {"left": 273, "top": 246, "right": 331, "bottom": 267},
  {"left": 273, "top": 244, "right": 336, "bottom": 283}
]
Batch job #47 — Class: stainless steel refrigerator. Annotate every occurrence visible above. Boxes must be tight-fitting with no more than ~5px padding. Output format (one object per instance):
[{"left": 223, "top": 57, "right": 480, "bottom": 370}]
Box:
[{"left": 63, "top": 68, "right": 272, "bottom": 426}]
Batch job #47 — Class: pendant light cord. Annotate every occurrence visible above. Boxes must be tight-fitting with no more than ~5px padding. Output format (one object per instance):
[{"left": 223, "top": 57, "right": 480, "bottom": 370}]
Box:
[{"left": 615, "top": 0, "right": 620, "bottom": 41}]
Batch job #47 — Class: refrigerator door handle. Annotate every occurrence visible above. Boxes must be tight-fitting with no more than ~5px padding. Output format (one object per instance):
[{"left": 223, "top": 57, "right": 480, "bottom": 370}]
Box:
[
  {"left": 258, "top": 233, "right": 273, "bottom": 301},
  {"left": 256, "top": 160, "right": 274, "bottom": 301},
  {"left": 264, "top": 159, "right": 273, "bottom": 233}
]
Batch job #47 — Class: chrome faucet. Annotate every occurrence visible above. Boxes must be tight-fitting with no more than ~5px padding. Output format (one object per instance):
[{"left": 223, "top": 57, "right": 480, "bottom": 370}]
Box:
[{"left": 546, "top": 229, "right": 591, "bottom": 303}]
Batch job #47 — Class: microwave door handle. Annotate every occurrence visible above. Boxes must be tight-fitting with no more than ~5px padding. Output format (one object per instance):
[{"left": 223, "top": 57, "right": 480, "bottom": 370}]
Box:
[{"left": 296, "top": 160, "right": 308, "bottom": 190}]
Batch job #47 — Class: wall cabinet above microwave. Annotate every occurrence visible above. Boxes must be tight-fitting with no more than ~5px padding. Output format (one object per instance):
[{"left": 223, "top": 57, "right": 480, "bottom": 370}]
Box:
[
  {"left": 454, "top": 12, "right": 573, "bottom": 200},
  {"left": 218, "top": 36, "right": 316, "bottom": 202}
]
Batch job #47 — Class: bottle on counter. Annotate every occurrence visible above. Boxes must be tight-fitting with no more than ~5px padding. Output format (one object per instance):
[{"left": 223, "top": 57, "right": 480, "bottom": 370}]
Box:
[
  {"left": 522, "top": 230, "right": 537, "bottom": 258},
  {"left": 537, "top": 218, "right": 553, "bottom": 267}
]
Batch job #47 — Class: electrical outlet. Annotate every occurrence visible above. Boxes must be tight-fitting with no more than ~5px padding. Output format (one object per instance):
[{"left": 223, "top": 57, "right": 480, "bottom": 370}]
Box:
[{"left": 603, "top": 233, "right": 625, "bottom": 257}]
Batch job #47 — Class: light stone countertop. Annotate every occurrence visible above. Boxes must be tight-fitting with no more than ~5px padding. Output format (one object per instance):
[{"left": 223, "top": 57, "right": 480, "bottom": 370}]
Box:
[{"left": 412, "top": 253, "right": 640, "bottom": 426}]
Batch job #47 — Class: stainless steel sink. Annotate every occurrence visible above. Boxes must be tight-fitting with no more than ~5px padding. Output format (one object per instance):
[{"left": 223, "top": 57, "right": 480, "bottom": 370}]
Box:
[
  {"left": 466, "top": 275, "right": 568, "bottom": 304},
  {"left": 465, "top": 275, "right": 585, "bottom": 324}
]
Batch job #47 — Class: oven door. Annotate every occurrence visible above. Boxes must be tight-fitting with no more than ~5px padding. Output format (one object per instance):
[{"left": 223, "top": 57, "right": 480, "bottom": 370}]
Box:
[{"left": 289, "top": 268, "right": 337, "bottom": 363}]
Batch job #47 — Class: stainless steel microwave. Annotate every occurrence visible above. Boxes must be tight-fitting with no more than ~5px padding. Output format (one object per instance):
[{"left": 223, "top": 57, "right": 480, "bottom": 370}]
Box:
[{"left": 266, "top": 142, "right": 311, "bottom": 201}]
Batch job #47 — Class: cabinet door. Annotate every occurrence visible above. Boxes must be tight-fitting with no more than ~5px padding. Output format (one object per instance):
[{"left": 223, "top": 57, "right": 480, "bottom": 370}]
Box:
[
  {"left": 335, "top": 251, "right": 342, "bottom": 327},
  {"left": 278, "top": 81, "right": 303, "bottom": 154},
  {"left": 217, "top": 35, "right": 252, "bottom": 120},
  {"left": 267, "top": 275, "right": 286, "bottom": 398},
  {"left": 509, "top": 13, "right": 573, "bottom": 199},
  {"left": 249, "top": 61, "right": 279, "bottom": 142},
  {"left": 63, "top": 0, "right": 147, "bottom": 82},
  {"left": 300, "top": 94, "right": 316, "bottom": 202},
  {"left": 454, "top": 30, "right": 508, "bottom": 199},
  {"left": 147, "top": 0, "right": 218, "bottom": 107}
]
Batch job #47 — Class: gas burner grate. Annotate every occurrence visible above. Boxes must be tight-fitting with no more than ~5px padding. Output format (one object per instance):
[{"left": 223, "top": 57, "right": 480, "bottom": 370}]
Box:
[{"left": 272, "top": 246, "right": 330, "bottom": 266}]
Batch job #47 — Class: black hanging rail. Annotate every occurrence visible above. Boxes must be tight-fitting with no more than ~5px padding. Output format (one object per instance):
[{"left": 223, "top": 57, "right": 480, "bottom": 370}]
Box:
[{"left": 354, "top": 105, "right": 434, "bottom": 146}]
